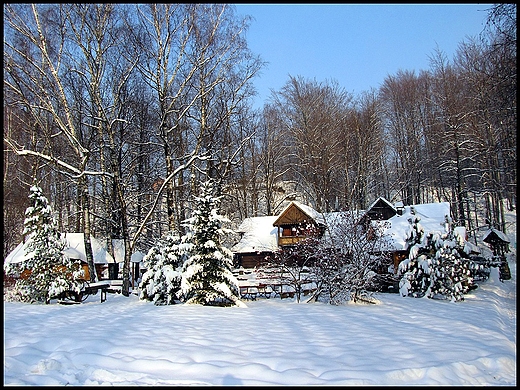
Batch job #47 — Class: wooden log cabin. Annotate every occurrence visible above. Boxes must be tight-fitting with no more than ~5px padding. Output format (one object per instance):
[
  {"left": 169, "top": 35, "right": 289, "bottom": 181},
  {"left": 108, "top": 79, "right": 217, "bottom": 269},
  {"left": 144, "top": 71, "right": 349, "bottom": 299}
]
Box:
[
  {"left": 273, "top": 201, "right": 327, "bottom": 247},
  {"left": 232, "top": 198, "right": 455, "bottom": 274},
  {"left": 4, "top": 233, "right": 145, "bottom": 287}
]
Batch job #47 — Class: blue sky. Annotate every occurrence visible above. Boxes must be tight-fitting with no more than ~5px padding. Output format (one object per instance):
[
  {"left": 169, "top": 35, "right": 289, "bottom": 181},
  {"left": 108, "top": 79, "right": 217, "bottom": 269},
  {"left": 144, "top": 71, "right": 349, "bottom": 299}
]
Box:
[{"left": 234, "top": 4, "right": 492, "bottom": 109}]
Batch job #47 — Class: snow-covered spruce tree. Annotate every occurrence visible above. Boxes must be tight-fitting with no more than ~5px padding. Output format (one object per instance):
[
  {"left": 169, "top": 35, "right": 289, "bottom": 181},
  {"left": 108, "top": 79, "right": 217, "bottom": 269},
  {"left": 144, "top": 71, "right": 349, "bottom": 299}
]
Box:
[
  {"left": 398, "top": 214, "right": 432, "bottom": 298},
  {"left": 398, "top": 214, "right": 476, "bottom": 301},
  {"left": 4, "top": 185, "right": 83, "bottom": 303},
  {"left": 139, "top": 231, "right": 192, "bottom": 305},
  {"left": 423, "top": 227, "right": 476, "bottom": 302},
  {"left": 180, "top": 180, "right": 243, "bottom": 307}
]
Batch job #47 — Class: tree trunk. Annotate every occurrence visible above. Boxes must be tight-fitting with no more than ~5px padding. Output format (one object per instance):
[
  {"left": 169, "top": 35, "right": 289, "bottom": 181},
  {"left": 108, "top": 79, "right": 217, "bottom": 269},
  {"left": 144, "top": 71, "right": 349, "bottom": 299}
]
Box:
[{"left": 80, "top": 178, "right": 97, "bottom": 282}]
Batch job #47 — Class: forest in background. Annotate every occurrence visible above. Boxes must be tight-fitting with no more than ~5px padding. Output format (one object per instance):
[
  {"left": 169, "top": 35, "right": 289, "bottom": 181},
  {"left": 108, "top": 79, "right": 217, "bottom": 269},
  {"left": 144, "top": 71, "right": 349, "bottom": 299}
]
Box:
[{"left": 3, "top": 4, "right": 516, "bottom": 274}]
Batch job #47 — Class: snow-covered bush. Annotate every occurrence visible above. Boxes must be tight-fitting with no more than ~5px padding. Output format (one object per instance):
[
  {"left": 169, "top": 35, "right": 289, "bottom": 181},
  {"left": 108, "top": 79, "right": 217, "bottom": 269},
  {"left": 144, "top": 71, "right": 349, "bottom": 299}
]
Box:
[
  {"left": 139, "top": 231, "right": 191, "bottom": 305},
  {"left": 297, "top": 210, "right": 390, "bottom": 305}
]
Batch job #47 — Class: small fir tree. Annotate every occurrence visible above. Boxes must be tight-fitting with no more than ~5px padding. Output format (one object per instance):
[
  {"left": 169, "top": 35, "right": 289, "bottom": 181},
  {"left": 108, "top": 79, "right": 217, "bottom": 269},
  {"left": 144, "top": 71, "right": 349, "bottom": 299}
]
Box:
[
  {"left": 399, "top": 214, "right": 476, "bottom": 302},
  {"left": 180, "top": 180, "right": 243, "bottom": 307},
  {"left": 398, "top": 215, "right": 431, "bottom": 297},
  {"left": 139, "top": 231, "right": 191, "bottom": 305},
  {"left": 4, "top": 185, "right": 82, "bottom": 303},
  {"left": 423, "top": 228, "right": 475, "bottom": 301}
]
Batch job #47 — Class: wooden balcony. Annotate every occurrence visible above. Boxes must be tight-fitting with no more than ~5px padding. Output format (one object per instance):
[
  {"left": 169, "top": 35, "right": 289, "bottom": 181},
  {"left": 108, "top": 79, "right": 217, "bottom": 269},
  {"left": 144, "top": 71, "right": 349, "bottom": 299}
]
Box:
[{"left": 278, "top": 235, "right": 307, "bottom": 246}]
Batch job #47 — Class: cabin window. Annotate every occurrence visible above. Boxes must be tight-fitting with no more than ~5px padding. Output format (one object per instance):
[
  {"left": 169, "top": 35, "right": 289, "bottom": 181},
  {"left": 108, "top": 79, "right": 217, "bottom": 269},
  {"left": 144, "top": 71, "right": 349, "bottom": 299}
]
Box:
[{"left": 282, "top": 227, "right": 293, "bottom": 236}]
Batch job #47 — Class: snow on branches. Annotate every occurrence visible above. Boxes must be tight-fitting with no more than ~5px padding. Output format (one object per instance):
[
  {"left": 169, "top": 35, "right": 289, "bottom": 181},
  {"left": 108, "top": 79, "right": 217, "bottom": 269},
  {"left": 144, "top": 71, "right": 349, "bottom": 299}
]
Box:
[
  {"left": 398, "top": 215, "right": 477, "bottom": 301},
  {"left": 4, "top": 185, "right": 83, "bottom": 303},
  {"left": 139, "top": 232, "right": 191, "bottom": 305},
  {"left": 139, "top": 180, "right": 243, "bottom": 307},
  {"left": 181, "top": 180, "right": 243, "bottom": 307}
]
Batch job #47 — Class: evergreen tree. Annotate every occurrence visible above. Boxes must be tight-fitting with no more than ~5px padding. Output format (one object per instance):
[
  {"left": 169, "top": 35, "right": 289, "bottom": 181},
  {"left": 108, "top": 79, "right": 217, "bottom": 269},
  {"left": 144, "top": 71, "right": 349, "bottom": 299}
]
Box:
[
  {"left": 180, "top": 180, "right": 243, "bottom": 307},
  {"left": 4, "top": 185, "right": 82, "bottom": 303},
  {"left": 398, "top": 213, "right": 476, "bottom": 302},
  {"left": 139, "top": 231, "right": 191, "bottom": 305},
  {"left": 423, "top": 228, "right": 475, "bottom": 302},
  {"left": 398, "top": 215, "right": 431, "bottom": 297}
]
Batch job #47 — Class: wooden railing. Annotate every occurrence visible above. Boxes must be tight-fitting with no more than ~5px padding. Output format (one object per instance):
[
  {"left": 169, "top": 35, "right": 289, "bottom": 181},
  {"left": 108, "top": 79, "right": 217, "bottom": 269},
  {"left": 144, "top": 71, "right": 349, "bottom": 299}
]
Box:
[{"left": 278, "top": 235, "right": 307, "bottom": 246}]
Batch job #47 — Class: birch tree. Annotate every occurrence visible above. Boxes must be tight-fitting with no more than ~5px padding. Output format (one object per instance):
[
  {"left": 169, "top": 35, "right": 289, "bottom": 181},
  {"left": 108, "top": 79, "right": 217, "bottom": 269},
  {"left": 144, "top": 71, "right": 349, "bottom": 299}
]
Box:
[{"left": 4, "top": 4, "right": 100, "bottom": 281}]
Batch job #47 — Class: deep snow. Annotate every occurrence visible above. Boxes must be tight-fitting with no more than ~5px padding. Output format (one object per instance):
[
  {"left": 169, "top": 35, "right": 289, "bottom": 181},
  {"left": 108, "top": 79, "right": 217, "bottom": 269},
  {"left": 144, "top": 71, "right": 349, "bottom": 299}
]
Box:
[{"left": 3, "top": 261, "right": 516, "bottom": 386}]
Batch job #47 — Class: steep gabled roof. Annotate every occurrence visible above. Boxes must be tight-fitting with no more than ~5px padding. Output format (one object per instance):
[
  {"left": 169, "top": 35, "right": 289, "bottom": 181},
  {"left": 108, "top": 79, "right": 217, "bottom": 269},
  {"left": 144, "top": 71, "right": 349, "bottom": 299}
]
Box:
[
  {"left": 273, "top": 201, "right": 325, "bottom": 227},
  {"left": 367, "top": 196, "right": 395, "bottom": 212},
  {"left": 483, "top": 228, "right": 510, "bottom": 244},
  {"left": 362, "top": 197, "right": 397, "bottom": 221}
]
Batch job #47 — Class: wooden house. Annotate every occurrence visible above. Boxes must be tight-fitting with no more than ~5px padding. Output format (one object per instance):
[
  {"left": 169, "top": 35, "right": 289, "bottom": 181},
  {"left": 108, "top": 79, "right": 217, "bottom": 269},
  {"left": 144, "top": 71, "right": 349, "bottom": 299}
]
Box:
[
  {"left": 4, "top": 233, "right": 144, "bottom": 285},
  {"left": 232, "top": 202, "right": 326, "bottom": 269},
  {"left": 232, "top": 198, "right": 454, "bottom": 274},
  {"left": 272, "top": 201, "right": 327, "bottom": 247},
  {"left": 361, "top": 197, "right": 398, "bottom": 222}
]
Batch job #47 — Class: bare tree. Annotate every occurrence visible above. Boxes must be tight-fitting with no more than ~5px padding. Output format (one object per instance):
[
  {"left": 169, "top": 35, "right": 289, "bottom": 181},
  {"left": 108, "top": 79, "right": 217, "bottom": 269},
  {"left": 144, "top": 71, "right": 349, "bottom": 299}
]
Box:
[
  {"left": 128, "top": 4, "right": 196, "bottom": 233},
  {"left": 4, "top": 4, "right": 101, "bottom": 281},
  {"left": 185, "top": 4, "right": 263, "bottom": 190},
  {"left": 343, "top": 89, "right": 388, "bottom": 209},
  {"left": 257, "top": 104, "right": 294, "bottom": 216},
  {"left": 308, "top": 210, "right": 392, "bottom": 304},
  {"left": 380, "top": 69, "right": 431, "bottom": 206},
  {"left": 271, "top": 76, "right": 353, "bottom": 212}
]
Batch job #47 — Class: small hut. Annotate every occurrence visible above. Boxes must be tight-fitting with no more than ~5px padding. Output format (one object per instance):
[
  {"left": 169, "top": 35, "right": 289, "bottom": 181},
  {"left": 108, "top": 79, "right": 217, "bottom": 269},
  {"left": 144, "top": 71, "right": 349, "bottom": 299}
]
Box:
[
  {"left": 483, "top": 228, "right": 511, "bottom": 280},
  {"left": 483, "top": 228, "right": 510, "bottom": 257}
]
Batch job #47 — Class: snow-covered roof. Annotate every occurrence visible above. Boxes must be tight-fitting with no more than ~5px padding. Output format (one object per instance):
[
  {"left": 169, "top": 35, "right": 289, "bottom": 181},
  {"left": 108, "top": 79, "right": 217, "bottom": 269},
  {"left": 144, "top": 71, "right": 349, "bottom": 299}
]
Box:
[
  {"left": 232, "top": 202, "right": 329, "bottom": 254},
  {"left": 366, "top": 196, "right": 396, "bottom": 213},
  {"left": 4, "top": 233, "right": 134, "bottom": 265},
  {"left": 231, "top": 216, "right": 279, "bottom": 253},
  {"left": 110, "top": 238, "right": 145, "bottom": 263},
  {"left": 5, "top": 234, "right": 115, "bottom": 265},
  {"left": 63, "top": 233, "right": 116, "bottom": 264},
  {"left": 5, "top": 233, "right": 149, "bottom": 267},
  {"left": 483, "top": 228, "right": 510, "bottom": 244},
  {"left": 291, "top": 201, "right": 326, "bottom": 226},
  {"left": 231, "top": 201, "right": 453, "bottom": 254},
  {"left": 380, "top": 202, "right": 451, "bottom": 251},
  {"left": 4, "top": 242, "right": 29, "bottom": 265},
  {"left": 274, "top": 201, "right": 326, "bottom": 226}
]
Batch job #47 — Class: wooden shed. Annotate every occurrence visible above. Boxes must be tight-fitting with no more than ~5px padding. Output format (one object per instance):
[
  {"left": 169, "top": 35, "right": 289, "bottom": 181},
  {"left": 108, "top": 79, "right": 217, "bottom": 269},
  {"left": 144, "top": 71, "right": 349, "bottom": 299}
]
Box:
[{"left": 483, "top": 228, "right": 510, "bottom": 257}]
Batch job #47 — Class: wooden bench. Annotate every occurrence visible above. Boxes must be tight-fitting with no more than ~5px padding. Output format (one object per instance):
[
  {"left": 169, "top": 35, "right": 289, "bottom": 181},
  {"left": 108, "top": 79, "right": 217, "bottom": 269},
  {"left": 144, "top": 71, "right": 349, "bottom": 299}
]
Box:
[
  {"left": 84, "top": 281, "right": 111, "bottom": 303},
  {"left": 56, "top": 280, "right": 110, "bottom": 304},
  {"left": 239, "top": 286, "right": 257, "bottom": 300}
]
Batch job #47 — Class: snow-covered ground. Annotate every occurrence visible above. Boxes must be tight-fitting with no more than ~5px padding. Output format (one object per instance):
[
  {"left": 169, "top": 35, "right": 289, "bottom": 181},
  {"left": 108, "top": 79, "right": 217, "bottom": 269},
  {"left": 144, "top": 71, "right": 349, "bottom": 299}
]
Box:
[
  {"left": 4, "top": 204, "right": 517, "bottom": 385},
  {"left": 3, "top": 260, "right": 516, "bottom": 386}
]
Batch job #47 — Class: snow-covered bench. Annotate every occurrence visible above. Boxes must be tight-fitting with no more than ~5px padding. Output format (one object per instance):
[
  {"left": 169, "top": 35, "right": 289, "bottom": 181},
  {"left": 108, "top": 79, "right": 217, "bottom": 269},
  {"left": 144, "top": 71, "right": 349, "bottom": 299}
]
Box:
[{"left": 57, "top": 280, "right": 111, "bottom": 304}]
